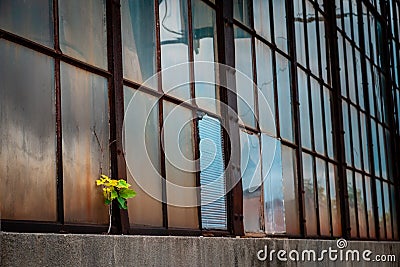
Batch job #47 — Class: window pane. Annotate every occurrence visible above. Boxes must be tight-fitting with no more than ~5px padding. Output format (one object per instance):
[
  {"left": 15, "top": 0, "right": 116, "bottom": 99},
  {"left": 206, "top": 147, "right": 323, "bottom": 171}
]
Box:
[
  {"left": 59, "top": 0, "right": 107, "bottom": 69},
  {"left": 306, "top": 2, "right": 318, "bottom": 75},
  {"left": 303, "top": 153, "right": 317, "bottom": 235},
  {"left": 253, "top": 0, "right": 271, "bottom": 41},
  {"left": 234, "top": 0, "right": 251, "bottom": 26},
  {"left": 316, "top": 159, "right": 329, "bottom": 236},
  {"left": 282, "top": 146, "right": 300, "bottom": 235},
  {"left": 383, "top": 182, "right": 392, "bottom": 239},
  {"left": 0, "top": 41, "right": 56, "bottom": 221},
  {"left": 347, "top": 170, "right": 357, "bottom": 237},
  {"left": 376, "top": 180, "right": 385, "bottom": 238},
  {"left": 263, "top": 135, "right": 285, "bottom": 233},
  {"left": 124, "top": 88, "right": 163, "bottom": 227},
  {"left": 199, "top": 116, "right": 227, "bottom": 230},
  {"left": 323, "top": 87, "right": 334, "bottom": 159},
  {"left": 294, "top": 0, "right": 306, "bottom": 67},
  {"left": 0, "top": 0, "right": 53, "bottom": 47},
  {"left": 329, "top": 164, "right": 341, "bottom": 236},
  {"left": 193, "top": 1, "right": 218, "bottom": 113},
  {"left": 342, "top": 102, "right": 352, "bottom": 164},
  {"left": 311, "top": 78, "right": 324, "bottom": 154},
  {"left": 273, "top": 0, "right": 287, "bottom": 52},
  {"left": 365, "top": 176, "right": 376, "bottom": 238},
  {"left": 277, "top": 54, "right": 293, "bottom": 141},
  {"left": 235, "top": 27, "right": 256, "bottom": 128},
  {"left": 319, "top": 12, "right": 328, "bottom": 82},
  {"left": 61, "top": 63, "right": 109, "bottom": 224},
  {"left": 356, "top": 173, "right": 367, "bottom": 238},
  {"left": 256, "top": 40, "right": 275, "bottom": 135},
  {"left": 391, "top": 185, "right": 398, "bottom": 239},
  {"left": 298, "top": 68, "right": 311, "bottom": 149},
  {"left": 241, "top": 131, "right": 262, "bottom": 232},
  {"left": 163, "top": 102, "right": 198, "bottom": 229},
  {"left": 121, "top": 0, "right": 157, "bottom": 85},
  {"left": 360, "top": 113, "right": 370, "bottom": 173},
  {"left": 159, "top": 0, "right": 190, "bottom": 100},
  {"left": 350, "top": 106, "right": 361, "bottom": 169}
]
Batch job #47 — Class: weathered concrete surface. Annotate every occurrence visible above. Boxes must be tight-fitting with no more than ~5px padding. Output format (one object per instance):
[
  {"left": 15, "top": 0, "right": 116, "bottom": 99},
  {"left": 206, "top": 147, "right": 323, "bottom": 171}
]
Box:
[{"left": 1, "top": 232, "right": 400, "bottom": 267}]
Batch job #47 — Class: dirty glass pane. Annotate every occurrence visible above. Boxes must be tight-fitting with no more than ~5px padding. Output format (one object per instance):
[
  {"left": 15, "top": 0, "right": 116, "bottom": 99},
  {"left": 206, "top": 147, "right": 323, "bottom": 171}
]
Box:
[
  {"left": 294, "top": 0, "right": 306, "bottom": 67},
  {"left": 124, "top": 88, "right": 163, "bottom": 227},
  {"left": 355, "top": 50, "right": 364, "bottom": 109},
  {"left": 262, "top": 135, "right": 285, "bottom": 234},
  {"left": 234, "top": 0, "right": 251, "bottom": 27},
  {"left": 159, "top": 0, "right": 190, "bottom": 100},
  {"left": 121, "top": 0, "right": 157, "bottom": 85},
  {"left": 317, "top": 159, "right": 329, "bottom": 236},
  {"left": 0, "top": 0, "right": 53, "bottom": 47},
  {"left": 350, "top": 106, "right": 361, "bottom": 169},
  {"left": 241, "top": 131, "right": 262, "bottom": 232},
  {"left": 371, "top": 120, "right": 380, "bottom": 176},
  {"left": 323, "top": 87, "right": 334, "bottom": 159},
  {"left": 61, "top": 62, "right": 109, "bottom": 224},
  {"left": 383, "top": 182, "right": 392, "bottom": 239},
  {"left": 59, "top": 0, "right": 107, "bottom": 69},
  {"left": 338, "top": 35, "right": 347, "bottom": 97},
  {"left": 366, "top": 61, "right": 375, "bottom": 117},
  {"left": 391, "top": 185, "right": 398, "bottom": 239},
  {"left": 0, "top": 40, "right": 56, "bottom": 221},
  {"left": 329, "top": 164, "right": 341, "bottom": 236},
  {"left": 360, "top": 113, "right": 370, "bottom": 173},
  {"left": 311, "top": 78, "right": 324, "bottom": 155},
  {"left": 306, "top": 2, "right": 318, "bottom": 76},
  {"left": 318, "top": 12, "right": 328, "bottom": 82},
  {"left": 298, "top": 68, "right": 311, "bottom": 149},
  {"left": 365, "top": 176, "right": 376, "bottom": 238},
  {"left": 277, "top": 54, "right": 293, "bottom": 141},
  {"left": 253, "top": 0, "right": 271, "bottom": 41},
  {"left": 235, "top": 27, "right": 256, "bottom": 128},
  {"left": 342, "top": 102, "right": 352, "bottom": 165},
  {"left": 193, "top": 1, "right": 218, "bottom": 114},
  {"left": 163, "top": 102, "right": 198, "bottom": 229},
  {"left": 256, "top": 40, "right": 275, "bottom": 135},
  {"left": 282, "top": 146, "right": 300, "bottom": 235},
  {"left": 378, "top": 125, "right": 387, "bottom": 179},
  {"left": 351, "top": 0, "right": 359, "bottom": 45},
  {"left": 303, "top": 153, "right": 317, "bottom": 236},
  {"left": 355, "top": 173, "right": 367, "bottom": 238},
  {"left": 376, "top": 180, "right": 385, "bottom": 238},
  {"left": 343, "top": 0, "right": 351, "bottom": 37},
  {"left": 346, "top": 42, "right": 356, "bottom": 103},
  {"left": 273, "top": 0, "right": 288, "bottom": 52},
  {"left": 347, "top": 170, "right": 357, "bottom": 237}
]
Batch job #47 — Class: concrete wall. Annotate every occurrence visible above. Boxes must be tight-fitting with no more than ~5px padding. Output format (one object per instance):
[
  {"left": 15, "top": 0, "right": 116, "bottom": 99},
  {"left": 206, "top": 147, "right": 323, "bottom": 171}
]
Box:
[{"left": 1, "top": 232, "right": 400, "bottom": 266}]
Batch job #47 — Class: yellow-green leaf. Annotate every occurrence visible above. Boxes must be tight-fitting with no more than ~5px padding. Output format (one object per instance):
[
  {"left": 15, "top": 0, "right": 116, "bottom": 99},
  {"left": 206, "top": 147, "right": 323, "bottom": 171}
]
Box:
[{"left": 119, "top": 188, "right": 136, "bottom": 199}]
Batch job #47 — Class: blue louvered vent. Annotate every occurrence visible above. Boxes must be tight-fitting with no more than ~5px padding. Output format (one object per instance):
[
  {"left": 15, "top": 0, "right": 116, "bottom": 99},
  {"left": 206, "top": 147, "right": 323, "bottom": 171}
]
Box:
[{"left": 198, "top": 115, "right": 227, "bottom": 230}]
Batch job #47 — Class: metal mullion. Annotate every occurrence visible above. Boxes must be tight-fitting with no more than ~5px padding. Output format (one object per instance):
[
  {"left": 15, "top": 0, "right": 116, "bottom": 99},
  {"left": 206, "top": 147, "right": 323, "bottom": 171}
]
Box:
[
  {"left": 154, "top": 0, "right": 168, "bottom": 230},
  {"left": 187, "top": 0, "right": 202, "bottom": 230},
  {"left": 313, "top": 5, "right": 324, "bottom": 84},
  {"left": 286, "top": 0, "right": 306, "bottom": 237},
  {"left": 300, "top": 147, "right": 339, "bottom": 165},
  {"left": 325, "top": 0, "right": 350, "bottom": 239},
  {"left": 53, "top": 0, "right": 64, "bottom": 226}
]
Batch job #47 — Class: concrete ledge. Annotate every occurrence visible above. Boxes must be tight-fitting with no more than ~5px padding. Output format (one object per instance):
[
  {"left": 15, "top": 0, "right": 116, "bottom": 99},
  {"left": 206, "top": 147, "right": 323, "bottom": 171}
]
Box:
[{"left": 1, "top": 232, "right": 400, "bottom": 266}]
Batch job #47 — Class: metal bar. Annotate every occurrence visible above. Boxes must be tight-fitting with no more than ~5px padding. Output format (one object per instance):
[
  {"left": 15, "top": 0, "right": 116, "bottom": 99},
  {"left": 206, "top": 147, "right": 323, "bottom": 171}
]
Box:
[
  {"left": 325, "top": 0, "right": 350, "bottom": 239},
  {"left": 53, "top": 0, "right": 64, "bottom": 226},
  {"left": 106, "top": 0, "right": 129, "bottom": 234}
]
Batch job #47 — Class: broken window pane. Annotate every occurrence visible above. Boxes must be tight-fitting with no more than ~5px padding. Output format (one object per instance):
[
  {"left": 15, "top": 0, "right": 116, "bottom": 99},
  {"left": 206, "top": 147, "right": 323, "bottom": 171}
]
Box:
[{"left": 241, "top": 130, "right": 262, "bottom": 232}]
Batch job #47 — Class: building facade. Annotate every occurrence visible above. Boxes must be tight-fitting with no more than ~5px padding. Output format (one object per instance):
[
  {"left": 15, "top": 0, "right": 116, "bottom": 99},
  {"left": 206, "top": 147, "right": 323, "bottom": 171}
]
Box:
[{"left": 1, "top": 0, "right": 400, "bottom": 242}]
